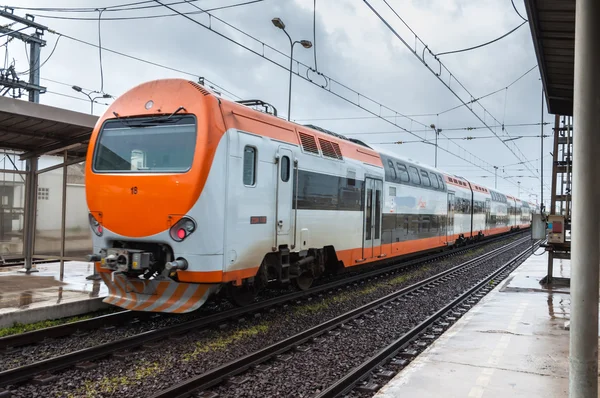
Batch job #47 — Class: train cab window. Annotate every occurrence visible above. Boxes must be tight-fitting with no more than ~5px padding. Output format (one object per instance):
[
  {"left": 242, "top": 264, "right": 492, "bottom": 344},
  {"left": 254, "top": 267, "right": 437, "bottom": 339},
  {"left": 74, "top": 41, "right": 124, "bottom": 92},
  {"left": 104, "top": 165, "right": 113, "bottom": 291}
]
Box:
[
  {"left": 430, "top": 172, "right": 439, "bottom": 189},
  {"left": 396, "top": 163, "right": 410, "bottom": 182},
  {"left": 243, "top": 146, "right": 256, "bottom": 186},
  {"left": 280, "top": 155, "right": 290, "bottom": 182},
  {"left": 93, "top": 114, "right": 197, "bottom": 172},
  {"left": 420, "top": 170, "right": 431, "bottom": 187},
  {"left": 409, "top": 166, "right": 421, "bottom": 185}
]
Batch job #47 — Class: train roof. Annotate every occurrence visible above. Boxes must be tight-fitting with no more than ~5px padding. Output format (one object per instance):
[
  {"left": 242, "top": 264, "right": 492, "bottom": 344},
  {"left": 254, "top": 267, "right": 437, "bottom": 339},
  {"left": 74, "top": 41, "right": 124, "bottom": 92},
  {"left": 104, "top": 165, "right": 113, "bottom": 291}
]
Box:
[{"left": 200, "top": 81, "right": 532, "bottom": 206}]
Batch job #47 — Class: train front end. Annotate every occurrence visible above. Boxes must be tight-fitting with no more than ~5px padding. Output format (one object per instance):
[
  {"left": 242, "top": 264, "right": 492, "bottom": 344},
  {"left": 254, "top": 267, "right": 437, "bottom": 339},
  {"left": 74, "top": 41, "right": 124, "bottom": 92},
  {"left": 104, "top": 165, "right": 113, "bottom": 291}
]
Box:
[{"left": 85, "top": 78, "right": 226, "bottom": 313}]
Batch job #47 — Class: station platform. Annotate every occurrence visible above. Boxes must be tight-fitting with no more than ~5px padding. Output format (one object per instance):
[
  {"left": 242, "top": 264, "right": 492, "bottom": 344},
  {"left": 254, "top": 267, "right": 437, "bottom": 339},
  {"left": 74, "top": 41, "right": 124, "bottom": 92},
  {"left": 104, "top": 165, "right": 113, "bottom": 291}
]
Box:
[
  {"left": 0, "top": 262, "right": 108, "bottom": 328},
  {"left": 376, "top": 250, "right": 580, "bottom": 398}
]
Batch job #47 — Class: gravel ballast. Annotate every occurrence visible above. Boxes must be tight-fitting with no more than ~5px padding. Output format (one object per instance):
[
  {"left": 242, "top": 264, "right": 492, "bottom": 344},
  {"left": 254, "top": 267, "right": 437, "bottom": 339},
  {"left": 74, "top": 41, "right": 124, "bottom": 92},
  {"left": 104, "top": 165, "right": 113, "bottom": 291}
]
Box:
[{"left": 4, "top": 234, "right": 531, "bottom": 398}]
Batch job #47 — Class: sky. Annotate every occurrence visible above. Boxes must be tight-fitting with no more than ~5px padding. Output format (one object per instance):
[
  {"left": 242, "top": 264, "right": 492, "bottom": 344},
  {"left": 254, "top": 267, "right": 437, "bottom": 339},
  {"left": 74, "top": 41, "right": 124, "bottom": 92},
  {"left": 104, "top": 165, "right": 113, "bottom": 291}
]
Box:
[{"left": 1, "top": 0, "right": 556, "bottom": 206}]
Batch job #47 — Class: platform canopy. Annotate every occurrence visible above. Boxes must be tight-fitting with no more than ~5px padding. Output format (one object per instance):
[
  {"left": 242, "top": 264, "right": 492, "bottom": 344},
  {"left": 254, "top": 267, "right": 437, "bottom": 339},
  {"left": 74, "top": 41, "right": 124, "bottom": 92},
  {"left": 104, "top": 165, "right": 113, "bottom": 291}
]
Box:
[
  {"left": 524, "top": 0, "right": 575, "bottom": 116},
  {"left": 0, "top": 96, "right": 98, "bottom": 159}
]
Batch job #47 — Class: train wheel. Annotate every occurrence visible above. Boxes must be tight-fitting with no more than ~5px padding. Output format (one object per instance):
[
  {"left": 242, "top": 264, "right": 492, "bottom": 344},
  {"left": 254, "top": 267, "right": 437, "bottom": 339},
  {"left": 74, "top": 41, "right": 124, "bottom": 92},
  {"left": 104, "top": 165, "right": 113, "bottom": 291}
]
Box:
[
  {"left": 226, "top": 283, "right": 256, "bottom": 307},
  {"left": 292, "top": 272, "right": 314, "bottom": 291}
]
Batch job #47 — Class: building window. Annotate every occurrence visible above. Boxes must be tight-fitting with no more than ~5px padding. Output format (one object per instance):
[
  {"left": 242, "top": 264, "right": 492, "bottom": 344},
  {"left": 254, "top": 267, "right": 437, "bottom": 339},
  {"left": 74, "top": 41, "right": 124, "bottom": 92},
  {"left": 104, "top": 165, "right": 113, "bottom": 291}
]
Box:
[
  {"left": 243, "top": 146, "right": 256, "bottom": 186},
  {"left": 37, "top": 187, "right": 49, "bottom": 200}
]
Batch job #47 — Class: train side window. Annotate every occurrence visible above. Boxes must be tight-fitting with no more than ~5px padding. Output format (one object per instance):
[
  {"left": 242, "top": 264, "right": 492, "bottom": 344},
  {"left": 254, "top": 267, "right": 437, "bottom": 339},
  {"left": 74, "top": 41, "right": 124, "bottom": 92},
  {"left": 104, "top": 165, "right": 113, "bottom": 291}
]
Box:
[
  {"left": 396, "top": 163, "right": 410, "bottom": 182},
  {"left": 281, "top": 155, "right": 290, "bottom": 182},
  {"left": 387, "top": 160, "right": 397, "bottom": 180},
  {"left": 389, "top": 186, "right": 396, "bottom": 196},
  {"left": 243, "top": 146, "right": 256, "bottom": 186},
  {"left": 409, "top": 166, "right": 421, "bottom": 185},
  {"left": 430, "top": 172, "right": 439, "bottom": 189},
  {"left": 420, "top": 170, "right": 431, "bottom": 187},
  {"left": 437, "top": 174, "right": 445, "bottom": 189}
]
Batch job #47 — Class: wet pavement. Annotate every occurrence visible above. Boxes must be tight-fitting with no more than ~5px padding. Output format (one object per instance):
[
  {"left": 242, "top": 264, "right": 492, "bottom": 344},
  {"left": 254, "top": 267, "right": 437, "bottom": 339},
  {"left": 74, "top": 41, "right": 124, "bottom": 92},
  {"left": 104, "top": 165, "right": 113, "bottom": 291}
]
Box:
[
  {"left": 375, "top": 251, "right": 588, "bottom": 398},
  {"left": 0, "top": 262, "right": 107, "bottom": 317}
]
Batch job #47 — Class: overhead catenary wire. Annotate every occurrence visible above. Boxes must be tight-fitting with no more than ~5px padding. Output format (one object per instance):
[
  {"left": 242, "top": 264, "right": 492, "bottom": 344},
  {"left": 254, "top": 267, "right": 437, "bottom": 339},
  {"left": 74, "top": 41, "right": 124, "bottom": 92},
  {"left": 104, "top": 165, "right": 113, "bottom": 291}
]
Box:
[
  {"left": 3, "top": 0, "right": 202, "bottom": 13},
  {"left": 294, "top": 64, "right": 538, "bottom": 123},
  {"left": 371, "top": 134, "right": 549, "bottom": 145},
  {"left": 365, "top": 0, "right": 544, "bottom": 195},
  {"left": 158, "top": 0, "right": 541, "bottom": 195},
  {"left": 45, "top": 89, "right": 111, "bottom": 106},
  {"left": 27, "top": 0, "right": 265, "bottom": 21},
  {"left": 47, "top": 29, "right": 242, "bottom": 100},
  {"left": 434, "top": 21, "right": 527, "bottom": 57},
  {"left": 511, "top": 0, "right": 528, "bottom": 22},
  {"left": 17, "top": 34, "right": 62, "bottom": 76},
  {"left": 343, "top": 122, "right": 550, "bottom": 136},
  {"left": 151, "top": 0, "right": 510, "bottom": 179}
]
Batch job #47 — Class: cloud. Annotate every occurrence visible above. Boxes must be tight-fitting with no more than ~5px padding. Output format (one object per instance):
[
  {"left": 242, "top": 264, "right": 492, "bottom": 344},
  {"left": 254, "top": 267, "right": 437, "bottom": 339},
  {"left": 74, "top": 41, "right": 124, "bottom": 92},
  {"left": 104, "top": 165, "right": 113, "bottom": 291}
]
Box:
[{"left": 3, "top": 0, "right": 551, "bottom": 201}]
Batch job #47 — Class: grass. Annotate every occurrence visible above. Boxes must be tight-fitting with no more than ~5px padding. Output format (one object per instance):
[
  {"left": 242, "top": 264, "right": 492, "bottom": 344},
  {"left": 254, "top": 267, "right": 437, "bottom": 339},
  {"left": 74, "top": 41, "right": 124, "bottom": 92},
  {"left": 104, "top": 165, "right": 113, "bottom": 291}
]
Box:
[
  {"left": 183, "top": 322, "right": 271, "bottom": 362},
  {"left": 293, "top": 266, "right": 432, "bottom": 316},
  {"left": 67, "top": 361, "right": 163, "bottom": 398},
  {"left": 0, "top": 308, "right": 119, "bottom": 338}
]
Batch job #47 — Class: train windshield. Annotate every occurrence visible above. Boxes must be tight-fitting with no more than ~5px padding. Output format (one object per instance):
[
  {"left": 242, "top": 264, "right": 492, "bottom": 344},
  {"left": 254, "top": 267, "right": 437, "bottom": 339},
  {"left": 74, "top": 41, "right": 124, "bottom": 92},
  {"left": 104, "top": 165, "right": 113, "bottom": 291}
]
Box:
[{"left": 93, "top": 115, "right": 197, "bottom": 173}]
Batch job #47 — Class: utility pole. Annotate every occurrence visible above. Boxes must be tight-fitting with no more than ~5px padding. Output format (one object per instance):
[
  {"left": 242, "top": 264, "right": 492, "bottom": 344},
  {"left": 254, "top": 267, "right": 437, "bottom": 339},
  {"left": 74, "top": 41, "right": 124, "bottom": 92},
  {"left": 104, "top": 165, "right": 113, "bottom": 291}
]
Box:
[
  {"left": 540, "top": 83, "right": 544, "bottom": 214},
  {"left": 0, "top": 8, "right": 48, "bottom": 274},
  {"left": 518, "top": 181, "right": 521, "bottom": 198},
  {"left": 0, "top": 8, "right": 47, "bottom": 101}
]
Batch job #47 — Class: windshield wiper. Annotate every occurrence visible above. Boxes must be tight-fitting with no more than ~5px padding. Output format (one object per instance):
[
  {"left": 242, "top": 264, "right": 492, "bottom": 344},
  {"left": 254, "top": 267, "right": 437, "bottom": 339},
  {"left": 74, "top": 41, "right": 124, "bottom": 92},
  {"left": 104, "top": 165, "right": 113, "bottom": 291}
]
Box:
[{"left": 111, "top": 107, "right": 187, "bottom": 128}]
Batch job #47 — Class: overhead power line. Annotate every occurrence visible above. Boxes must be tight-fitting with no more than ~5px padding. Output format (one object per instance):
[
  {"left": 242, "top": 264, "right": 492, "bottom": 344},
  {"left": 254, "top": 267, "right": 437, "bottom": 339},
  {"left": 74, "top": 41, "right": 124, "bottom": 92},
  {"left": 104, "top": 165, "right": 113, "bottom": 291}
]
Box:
[
  {"left": 343, "top": 122, "right": 550, "bottom": 136},
  {"left": 511, "top": 0, "right": 528, "bottom": 22},
  {"left": 47, "top": 29, "right": 242, "bottom": 100},
  {"left": 148, "top": 0, "right": 514, "bottom": 184},
  {"left": 293, "top": 64, "right": 538, "bottom": 123},
  {"left": 434, "top": 21, "right": 527, "bottom": 57},
  {"left": 364, "top": 0, "right": 545, "bottom": 195},
  {"left": 372, "top": 134, "right": 549, "bottom": 145},
  {"left": 27, "top": 1, "right": 265, "bottom": 21},
  {"left": 4, "top": 0, "right": 202, "bottom": 13}
]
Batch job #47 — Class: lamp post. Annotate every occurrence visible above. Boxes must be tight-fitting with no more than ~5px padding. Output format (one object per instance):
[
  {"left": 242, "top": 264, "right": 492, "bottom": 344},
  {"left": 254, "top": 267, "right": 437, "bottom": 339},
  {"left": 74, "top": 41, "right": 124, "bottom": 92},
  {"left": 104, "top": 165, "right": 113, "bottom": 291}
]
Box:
[
  {"left": 493, "top": 166, "right": 498, "bottom": 189},
  {"left": 430, "top": 124, "right": 441, "bottom": 167},
  {"left": 71, "top": 85, "right": 112, "bottom": 115},
  {"left": 271, "top": 17, "right": 312, "bottom": 121}
]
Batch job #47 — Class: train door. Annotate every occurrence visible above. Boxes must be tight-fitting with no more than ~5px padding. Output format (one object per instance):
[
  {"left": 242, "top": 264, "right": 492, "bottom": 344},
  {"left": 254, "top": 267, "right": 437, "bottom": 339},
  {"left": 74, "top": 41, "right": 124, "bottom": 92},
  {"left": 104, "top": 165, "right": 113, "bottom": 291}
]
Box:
[
  {"left": 485, "top": 198, "right": 491, "bottom": 231},
  {"left": 275, "top": 147, "right": 294, "bottom": 247},
  {"left": 363, "top": 177, "right": 383, "bottom": 259},
  {"left": 447, "top": 191, "right": 455, "bottom": 241}
]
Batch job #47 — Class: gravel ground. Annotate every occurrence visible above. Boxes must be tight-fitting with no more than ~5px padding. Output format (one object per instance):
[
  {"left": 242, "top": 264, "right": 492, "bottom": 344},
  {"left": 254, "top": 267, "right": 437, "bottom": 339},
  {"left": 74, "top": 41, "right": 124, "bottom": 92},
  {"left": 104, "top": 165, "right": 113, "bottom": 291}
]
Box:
[
  {"left": 4, "top": 234, "right": 530, "bottom": 398},
  {"left": 210, "top": 240, "right": 532, "bottom": 398},
  {"left": 0, "top": 233, "right": 524, "bottom": 373}
]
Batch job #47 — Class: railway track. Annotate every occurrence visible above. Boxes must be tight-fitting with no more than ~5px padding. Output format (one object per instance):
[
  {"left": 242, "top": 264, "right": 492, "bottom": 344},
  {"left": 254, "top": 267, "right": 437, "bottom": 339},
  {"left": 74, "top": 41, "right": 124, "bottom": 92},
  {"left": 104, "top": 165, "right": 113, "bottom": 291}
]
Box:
[
  {"left": 148, "top": 235, "right": 536, "bottom": 398},
  {"left": 0, "top": 230, "right": 528, "bottom": 389},
  {"left": 0, "top": 229, "right": 524, "bottom": 352}
]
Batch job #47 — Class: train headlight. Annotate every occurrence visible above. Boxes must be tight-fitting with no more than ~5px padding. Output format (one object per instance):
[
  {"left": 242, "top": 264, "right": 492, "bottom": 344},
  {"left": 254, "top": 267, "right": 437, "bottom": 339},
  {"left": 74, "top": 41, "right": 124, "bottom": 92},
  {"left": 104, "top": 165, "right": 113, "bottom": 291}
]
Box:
[
  {"left": 89, "top": 213, "right": 103, "bottom": 236},
  {"left": 170, "top": 217, "right": 196, "bottom": 242}
]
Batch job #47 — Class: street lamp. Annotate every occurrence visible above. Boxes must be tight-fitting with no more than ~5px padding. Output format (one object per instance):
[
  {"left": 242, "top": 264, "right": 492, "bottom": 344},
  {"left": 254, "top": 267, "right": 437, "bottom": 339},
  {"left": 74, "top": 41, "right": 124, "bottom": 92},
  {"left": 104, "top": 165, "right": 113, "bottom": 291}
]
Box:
[
  {"left": 72, "top": 85, "right": 112, "bottom": 115},
  {"left": 430, "top": 124, "right": 441, "bottom": 167},
  {"left": 271, "top": 17, "right": 312, "bottom": 121}
]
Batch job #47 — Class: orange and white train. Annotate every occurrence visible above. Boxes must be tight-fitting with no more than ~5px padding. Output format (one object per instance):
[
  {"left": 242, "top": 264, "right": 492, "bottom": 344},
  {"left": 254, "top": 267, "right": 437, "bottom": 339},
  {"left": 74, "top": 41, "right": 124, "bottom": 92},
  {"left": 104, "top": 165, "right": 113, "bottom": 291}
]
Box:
[{"left": 85, "top": 78, "right": 536, "bottom": 313}]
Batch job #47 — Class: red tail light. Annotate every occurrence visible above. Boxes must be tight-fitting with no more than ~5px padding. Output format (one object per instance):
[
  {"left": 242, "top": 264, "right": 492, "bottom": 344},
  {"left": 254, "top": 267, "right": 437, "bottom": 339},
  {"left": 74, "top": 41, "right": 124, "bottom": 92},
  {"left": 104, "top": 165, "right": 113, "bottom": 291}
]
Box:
[
  {"left": 170, "top": 217, "right": 196, "bottom": 242},
  {"left": 89, "top": 213, "right": 103, "bottom": 236}
]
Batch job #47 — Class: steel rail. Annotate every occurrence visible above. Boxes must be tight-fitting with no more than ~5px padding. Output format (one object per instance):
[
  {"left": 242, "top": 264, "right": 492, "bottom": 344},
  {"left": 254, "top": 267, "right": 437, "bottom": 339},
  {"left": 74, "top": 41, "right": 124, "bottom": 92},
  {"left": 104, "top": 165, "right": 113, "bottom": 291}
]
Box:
[
  {"left": 0, "top": 232, "right": 528, "bottom": 387},
  {"left": 0, "top": 310, "right": 135, "bottom": 350},
  {"left": 0, "top": 229, "right": 525, "bottom": 352},
  {"left": 316, "top": 243, "right": 539, "bottom": 397},
  {"left": 149, "top": 236, "right": 532, "bottom": 398}
]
